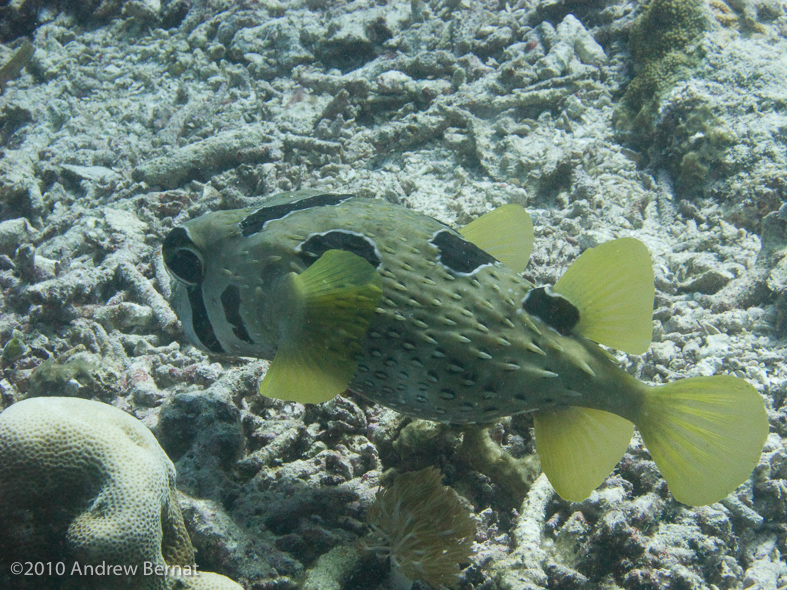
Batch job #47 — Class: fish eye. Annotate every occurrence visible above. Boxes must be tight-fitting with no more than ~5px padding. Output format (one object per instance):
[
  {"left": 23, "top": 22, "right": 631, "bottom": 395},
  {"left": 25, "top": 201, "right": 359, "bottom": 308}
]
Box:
[{"left": 163, "top": 228, "right": 204, "bottom": 285}]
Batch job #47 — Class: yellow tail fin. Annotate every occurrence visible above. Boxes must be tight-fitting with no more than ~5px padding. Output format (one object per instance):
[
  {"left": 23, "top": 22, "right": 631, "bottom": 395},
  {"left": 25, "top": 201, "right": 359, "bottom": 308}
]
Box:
[{"left": 636, "top": 375, "right": 768, "bottom": 506}]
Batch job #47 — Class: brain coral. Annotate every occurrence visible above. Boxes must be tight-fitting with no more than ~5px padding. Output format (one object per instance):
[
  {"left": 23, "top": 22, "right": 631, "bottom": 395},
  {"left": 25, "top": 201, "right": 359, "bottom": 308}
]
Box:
[{"left": 0, "top": 397, "right": 242, "bottom": 590}]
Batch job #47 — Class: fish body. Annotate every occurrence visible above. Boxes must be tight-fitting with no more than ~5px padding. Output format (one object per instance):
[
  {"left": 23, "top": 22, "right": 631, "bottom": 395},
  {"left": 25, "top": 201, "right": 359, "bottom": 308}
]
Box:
[
  {"left": 163, "top": 191, "right": 768, "bottom": 506},
  {"left": 167, "top": 193, "right": 633, "bottom": 423}
]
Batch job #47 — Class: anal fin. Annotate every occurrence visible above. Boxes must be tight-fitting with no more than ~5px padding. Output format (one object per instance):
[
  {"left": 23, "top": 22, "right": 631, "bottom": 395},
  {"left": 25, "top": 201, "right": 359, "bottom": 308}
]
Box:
[
  {"left": 534, "top": 406, "right": 634, "bottom": 502},
  {"left": 259, "top": 249, "right": 383, "bottom": 404},
  {"left": 460, "top": 204, "right": 533, "bottom": 274}
]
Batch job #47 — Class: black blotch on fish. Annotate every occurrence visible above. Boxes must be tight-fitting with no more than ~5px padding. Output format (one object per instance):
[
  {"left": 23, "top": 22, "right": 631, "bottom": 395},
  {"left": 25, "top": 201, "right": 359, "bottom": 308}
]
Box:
[
  {"left": 220, "top": 285, "right": 254, "bottom": 344},
  {"left": 430, "top": 230, "right": 497, "bottom": 275},
  {"left": 522, "top": 286, "right": 580, "bottom": 335},
  {"left": 240, "top": 193, "right": 353, "bottom": 237},
  {"left": 188, "top": 286, "right": 225, "bottom": 353},
  {"left": 296, "top": 230, "right": 381, "bottom": 268}
]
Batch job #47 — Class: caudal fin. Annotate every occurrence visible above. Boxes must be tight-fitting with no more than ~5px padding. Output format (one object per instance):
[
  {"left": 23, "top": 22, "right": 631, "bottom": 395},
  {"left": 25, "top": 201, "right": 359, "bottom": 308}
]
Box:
[{"left": 636, "top": 375, "right": 768, "bottom": 506}]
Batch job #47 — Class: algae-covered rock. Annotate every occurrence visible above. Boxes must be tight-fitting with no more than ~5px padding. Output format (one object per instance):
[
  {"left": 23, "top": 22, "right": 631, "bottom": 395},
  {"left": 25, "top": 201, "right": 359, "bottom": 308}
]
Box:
[
  {"left": 1, "top": 329, "right": 27, "bottom": 364},
  {"left": 629, "top": 0, "right": 709, "bottom": 63},
  {"left": 652, "top": 92, "right": 735, "bottom": 193},
  {"left": 300, "top": 545, "right": 363, "bottom": 590},
  {"left": 27, "top": 353, "right": 118, "bottom": 399},
  {"left": 616, "top": 0, "right": 710, "bottom": 140}
]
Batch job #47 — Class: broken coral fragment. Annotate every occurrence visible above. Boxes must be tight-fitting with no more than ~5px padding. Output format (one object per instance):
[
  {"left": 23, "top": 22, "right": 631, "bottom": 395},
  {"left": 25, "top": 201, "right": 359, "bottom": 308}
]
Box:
[{"left": 0, "top": 39, "right": 34, "bottom": 93}]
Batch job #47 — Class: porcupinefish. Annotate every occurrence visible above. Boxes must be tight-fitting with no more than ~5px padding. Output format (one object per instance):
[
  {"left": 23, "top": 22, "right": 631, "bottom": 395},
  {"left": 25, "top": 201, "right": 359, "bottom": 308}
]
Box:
[{"left": 162, "top": 191, "right": 768, "bottom": 506}]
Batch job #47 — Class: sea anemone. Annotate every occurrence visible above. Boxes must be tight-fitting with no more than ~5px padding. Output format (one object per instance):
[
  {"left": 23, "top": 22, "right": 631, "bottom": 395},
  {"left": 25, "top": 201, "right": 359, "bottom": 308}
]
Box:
[{"left": 364, "top": 466, "right": 476, "bottom": 589}]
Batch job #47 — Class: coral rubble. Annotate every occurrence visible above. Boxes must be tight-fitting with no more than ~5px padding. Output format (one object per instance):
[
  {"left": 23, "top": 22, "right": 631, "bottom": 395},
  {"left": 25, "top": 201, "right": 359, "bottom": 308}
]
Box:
[{"left": 0, "top": 0, "right": 785, "bottom": 588}]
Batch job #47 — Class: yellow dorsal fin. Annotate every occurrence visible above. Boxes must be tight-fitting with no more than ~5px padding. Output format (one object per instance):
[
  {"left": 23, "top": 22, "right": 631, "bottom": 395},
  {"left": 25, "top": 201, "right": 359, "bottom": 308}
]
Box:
[
  {"left": 635, "top": 375, "right": 768, "bottom": 506},
  {"left": 552, "top": 237, "right": 654, "bottom": 354},
  {"left": 460, "top": 204, "right": 533, "bottom": 273},
  {"left": 534, "top": 407, "right": 635, "bottom": 502},
  {"left": 259, "top": 249, "right": 383, "bottom": 404}
]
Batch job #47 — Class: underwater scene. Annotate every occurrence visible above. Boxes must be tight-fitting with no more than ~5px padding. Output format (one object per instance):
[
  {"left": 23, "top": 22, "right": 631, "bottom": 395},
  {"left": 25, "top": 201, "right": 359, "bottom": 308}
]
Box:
[{"left": 0, "top": 0, "right": 786, "bottom": 588}]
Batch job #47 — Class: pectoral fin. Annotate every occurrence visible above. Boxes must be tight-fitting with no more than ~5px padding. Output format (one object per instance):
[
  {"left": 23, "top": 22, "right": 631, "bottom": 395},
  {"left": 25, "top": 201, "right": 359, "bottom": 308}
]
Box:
[
  {"left": 259, "top": 249, "right": 383, "bottom": 404},
  {"left": 460, "top": 204, "right": 534, "bottom": 273},
  {"left": 534, "top": 407, "right": 634, "bottom": 502}
]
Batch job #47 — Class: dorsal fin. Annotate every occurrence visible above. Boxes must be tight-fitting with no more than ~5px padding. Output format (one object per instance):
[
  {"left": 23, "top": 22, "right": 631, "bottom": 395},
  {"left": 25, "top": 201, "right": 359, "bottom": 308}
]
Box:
[
  {"left": 534, "top": 407, "right": 634, "bottom": 502},
  {"left": 552, "top": 237, "right": 654, "bottom": 354},
  {"left": 259, "top": 249, "right": 383, "bottom": 404},
  {"left": 460, "top": 204, "right": 533, "bottom": 274}
]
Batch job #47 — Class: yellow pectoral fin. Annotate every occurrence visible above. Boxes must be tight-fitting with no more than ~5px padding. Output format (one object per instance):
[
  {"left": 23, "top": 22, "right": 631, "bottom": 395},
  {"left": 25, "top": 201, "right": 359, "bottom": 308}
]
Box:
[
  {"left": 259, "top": 342, "right": 355, "bottom": 404},
  {"left": 535, "top": 407, "right": 635, "bottom": 502},
  {"left": 635, "top": 375, "right": 769, "bottom": 506},
  {"left": 259, "top": 249, "right": 383, "bottom": 405},
  {"left": 553, "top": 237, "right": 655, "bottom": 354},
  {"left": 460, "top": 204, "right": 534, "bottom": 274}
]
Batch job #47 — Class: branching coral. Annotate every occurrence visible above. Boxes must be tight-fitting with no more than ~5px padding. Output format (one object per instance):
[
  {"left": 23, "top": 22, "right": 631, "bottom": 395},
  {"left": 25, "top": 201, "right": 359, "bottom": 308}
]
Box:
[{"left": 364, "top": 467, "right": 476, "bottom": 589}]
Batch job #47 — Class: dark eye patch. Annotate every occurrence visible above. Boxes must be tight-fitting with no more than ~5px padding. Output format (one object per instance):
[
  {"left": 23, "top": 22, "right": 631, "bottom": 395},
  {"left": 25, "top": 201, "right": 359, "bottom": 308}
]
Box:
[
  {"left": 163, "top": 229, "right": 224, "bottom": 353},
  {"left": 296, "top": 230, "right": 382, "bottom": 268},
  {"left": 188, "top": 286, "right": 225, "bottom": 354},
  {"left": 522, "top": 286, "right": 580, "bottom": 335},
  {"left": 220, "top": 285, "right": 254, "bottom": 344},
  {"left": 239, "top": 193, "right": 353, "bottom": 237},
  {"left": 163, "top": 227, "right": 204, "bottom": 285},
  {"left": 430, "top": 229, "right": 497, "bottom": 275},
  {"left": 168, "top": 249, "right": 203, "bottom": 284}
]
